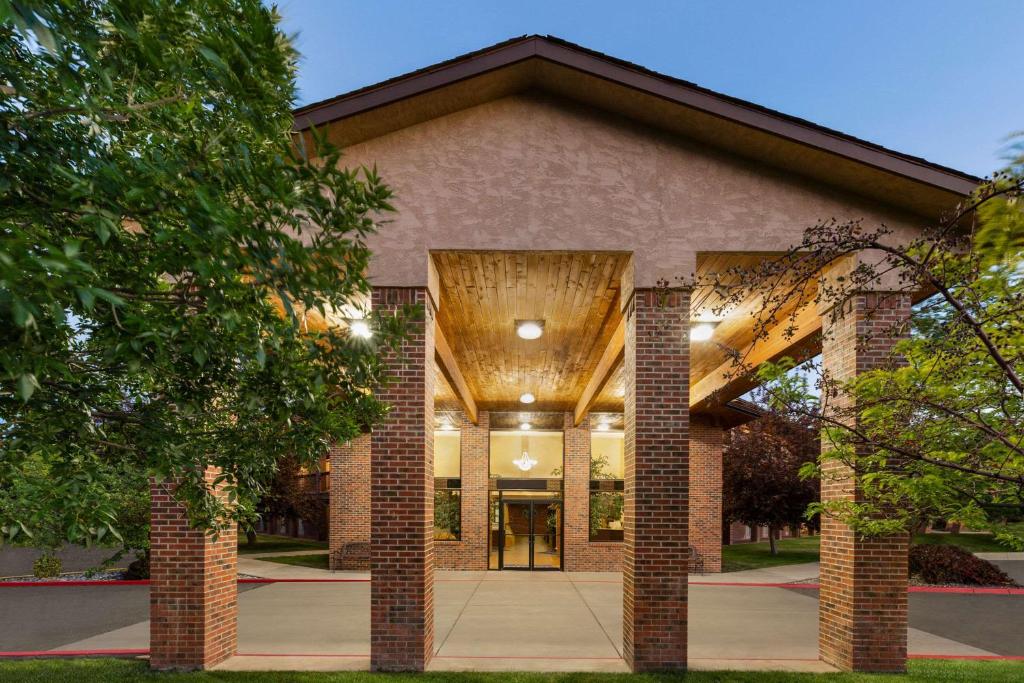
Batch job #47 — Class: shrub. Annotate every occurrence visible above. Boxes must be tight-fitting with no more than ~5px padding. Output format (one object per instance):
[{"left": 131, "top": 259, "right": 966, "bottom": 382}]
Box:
[
  {"left": 909, "top": 544, "right": 1019, "bottom": 586},
  {"left": 32, "top": 553, "right": 62, "bottom": 578},
  {"left": 124, "top": 551, "right": 150, "bottom": 580}
]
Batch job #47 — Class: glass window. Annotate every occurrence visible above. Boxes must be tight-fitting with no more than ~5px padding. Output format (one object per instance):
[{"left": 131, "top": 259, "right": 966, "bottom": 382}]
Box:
[
  {"left": 434, "top": 430, "right": 461, "bottom": 541},
  {"left": 590, "top": 432, "right": 624, "bottom": 479},
  {"left": 489, "top": 430, "right": 563, "bottom": 479},
  {"left": 590, "top": 430, "right": 624, "bottom": 541},
  {"left": 589, "top": 491, "right": 624, "bottom": 541},
  {"left": 435, "top": 431, "right": 461, "bottom": 478},
  {"left": 434, "top": 489, "right": 460, "bottom": 541}
]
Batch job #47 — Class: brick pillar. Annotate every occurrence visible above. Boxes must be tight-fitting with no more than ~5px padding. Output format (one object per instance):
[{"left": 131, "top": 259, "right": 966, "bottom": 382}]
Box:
[
  {"left": 564, "top": 413, "right": 623, "bottom": 572},
  {"left": 149, "top": 471, "right": 237, "bottom": 670},
  {"left": 435, "top": 410, "right": 489, "bottom": 570},
  {"left": 329, "top": 434, "right": 371, "bottom": 570},
  {"left": 370, "top": 287, "right": 435, "bottom": 672},
  {"left": 689, "top": 416, "right": 723, "bottom": 573},
  {"left": 819, "top": 292, "right": 911, "bottom": 672},
  {"left": 623, "top": 287, "right": 690, "bottom": 672}
]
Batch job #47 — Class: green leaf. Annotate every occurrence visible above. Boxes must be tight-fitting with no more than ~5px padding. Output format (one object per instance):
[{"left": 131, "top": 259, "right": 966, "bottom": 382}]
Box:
[{"left": 17, "top": 373, "right": 39, "bottom": 401}]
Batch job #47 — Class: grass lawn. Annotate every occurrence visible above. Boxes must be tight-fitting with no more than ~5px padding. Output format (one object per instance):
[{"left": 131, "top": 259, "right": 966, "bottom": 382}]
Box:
[
  {"left": 722, "top": 527, "right": 1021, "bottom": 573},
  {"left": 721, "top": 536, "right": 821, "bottom": 573},
  {"left": 256, "top": 552, "right": 330, "bottom": 570},
  {"left": 237, "top": 534, "right": 327, "bottom": 555},
  {"left": 1, "top": 658, "right": 1022, "bottom": 682}
]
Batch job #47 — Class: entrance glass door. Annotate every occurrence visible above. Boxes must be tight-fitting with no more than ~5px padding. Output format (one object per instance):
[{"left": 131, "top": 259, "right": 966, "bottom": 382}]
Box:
[{"left": 489, "top": 493, "right": 562, "bottom": 570}]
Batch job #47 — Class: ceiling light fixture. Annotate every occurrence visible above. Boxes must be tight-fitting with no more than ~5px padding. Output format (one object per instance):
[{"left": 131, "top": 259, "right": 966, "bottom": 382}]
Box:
[
  {"left": 519, "top": 422, "right": 532, "bottom": 431},
  {"left": 516, "top": 320, "right": 544, "bottom": 340},
  {"left": 596, "top": 422, "right": 610, "bottom": 432},
  {"left": 348, "top": 319, "right": 373, "bottom": 339},
  {"left": 519, "top": 392, "right": 535, "bottom": 404},
  {"left": 513, "top": 451, "right": 538, "bottom": 472},
  {"left": 689, "top": 321, "right": 717, "bottom": 342}
]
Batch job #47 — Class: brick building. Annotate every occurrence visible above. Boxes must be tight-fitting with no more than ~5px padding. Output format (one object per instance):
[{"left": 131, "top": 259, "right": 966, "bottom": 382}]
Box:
[{"left": 149, "top": 37, "right": 977, "bottom": 673}]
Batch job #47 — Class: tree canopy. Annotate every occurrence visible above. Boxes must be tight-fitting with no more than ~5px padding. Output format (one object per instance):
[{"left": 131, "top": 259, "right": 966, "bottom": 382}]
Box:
[
  {"left": 707, "top": 143, "right": 1024, "bottom": 548},
  {"left": 1, "top": 0, "right": 408, "bottom": 549}
]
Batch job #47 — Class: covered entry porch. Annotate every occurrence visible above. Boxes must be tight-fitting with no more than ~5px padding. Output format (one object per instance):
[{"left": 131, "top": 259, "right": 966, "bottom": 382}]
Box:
[{"left": 149, "top": 247, "right": 916, "bottom": 674}]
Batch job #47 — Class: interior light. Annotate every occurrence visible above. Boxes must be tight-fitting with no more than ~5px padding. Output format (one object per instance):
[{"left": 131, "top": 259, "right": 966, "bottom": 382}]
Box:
[
  {"left": 513, "top": 451, "right": 537, "bottom": 471},
  {"left": 519, "top": 392, "right": 535, "bottom": 404},
  {"left": 439, "top": 422, "right": 456, "bottom": 432},
  {"left": 596, "top": 422, "right": 610, "bottom": 432},
  {"left": 519, "top": 422, "right": 532, "bottom": 431},
  {"left": 349, "top": 319, "right": 373, "bottom": 339},
  {"left": 516, "top": 320, "right": 544, "bottom": 340},
  {"left": 689, "top": 322, "right": 716, "bottom": 342},
  {"left": 616, "top": 386, "right": 626, "bottom": 398}
]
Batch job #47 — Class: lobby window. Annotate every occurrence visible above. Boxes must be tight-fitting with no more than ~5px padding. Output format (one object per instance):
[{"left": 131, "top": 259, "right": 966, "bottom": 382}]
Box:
[
  {"left": 489, "top": 430, "right": 564, "bottom": 479},
  {"left": 589, "top": 429, "right": 625, "bottom": 541},
  {"left": 434, "top": 430, "right": 461, "bottom": 540}
]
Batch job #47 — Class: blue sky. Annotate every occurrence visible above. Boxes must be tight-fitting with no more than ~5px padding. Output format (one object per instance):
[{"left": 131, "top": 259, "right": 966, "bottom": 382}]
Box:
[{"left": 276, "top": 1, "right": 1022, "bottom": 178}]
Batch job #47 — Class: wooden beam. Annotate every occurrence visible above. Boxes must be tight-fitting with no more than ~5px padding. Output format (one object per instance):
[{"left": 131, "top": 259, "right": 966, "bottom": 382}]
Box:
[
  {"left": 690, "top": 305, "right": 821, "bottom": 410},
  {"left": 434, "top": 324, "right": 478, "bottom": 425},
  {"left": 574, "top": 317, "right": 625, "bottom": 426}
]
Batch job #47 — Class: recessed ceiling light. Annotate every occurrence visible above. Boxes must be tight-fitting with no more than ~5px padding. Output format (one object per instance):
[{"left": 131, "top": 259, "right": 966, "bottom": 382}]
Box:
[
  {"left": 519, "top": 392, "right": 535, "bottom": 404},
  {"left": 516, "top": 320, "right": 544, "bottom": 340},
  {"left": 689, "top": 322, "right": 717, "bottom": 342},
  {"left": 519, "top": 422, "right": 532, "bottom": 430},
  {"left": 349, "top": 319, "right": 373, "bottom": 339}
]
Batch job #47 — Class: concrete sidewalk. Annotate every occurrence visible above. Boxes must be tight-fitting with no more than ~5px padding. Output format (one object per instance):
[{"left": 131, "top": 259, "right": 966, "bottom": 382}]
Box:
[{"left": 39, "top": 568, "right": 1015, "bottom": 673}]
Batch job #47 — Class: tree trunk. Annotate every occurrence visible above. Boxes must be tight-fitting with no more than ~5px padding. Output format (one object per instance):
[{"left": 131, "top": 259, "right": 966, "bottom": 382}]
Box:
[
  {"left": 768, "top": 526, "right": 778, "bottom": 555},
  {"left": 245, "top": 528, "right": 258, "bottom": 547}
]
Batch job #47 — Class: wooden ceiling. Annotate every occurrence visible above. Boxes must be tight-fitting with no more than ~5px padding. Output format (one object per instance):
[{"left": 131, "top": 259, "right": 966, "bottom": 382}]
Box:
[
  {"left": 430, "top": 250, "right": 820, "bottom": 418},
  {"left": 433, "top": 251, "right": 629, "bottom": 412},
  {"left": 689, "top": 252, "right": 819, "bottom": 387}
]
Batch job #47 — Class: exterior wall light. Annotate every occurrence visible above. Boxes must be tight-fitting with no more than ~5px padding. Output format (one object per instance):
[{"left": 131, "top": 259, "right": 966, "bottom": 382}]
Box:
[
  {"left": 516, "top": 320, "right": 544, "bottom": 340},
  {"left": 689, "top": 321, "right": 718, "bottom": 342},
  {"left": 519, "top": 392, "right": 535, "bottom": 404}
]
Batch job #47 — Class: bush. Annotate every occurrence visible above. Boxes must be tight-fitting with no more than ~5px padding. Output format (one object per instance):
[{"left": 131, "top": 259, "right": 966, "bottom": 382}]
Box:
[
  {"left": 32, "top": 553, "right": 62, "bottom": 578},
  {"left": 909, "top": 544, "right": 1019, "bottom": 586},
  {"left": 124, "top": 551, "right": 150, "bottom": 580}
]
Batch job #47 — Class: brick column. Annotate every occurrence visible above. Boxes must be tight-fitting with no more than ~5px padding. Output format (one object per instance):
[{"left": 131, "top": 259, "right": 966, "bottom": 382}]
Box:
[
  {"left": 435, "top": 410, "right": 489, "bottom": 570},
  {"left": 689, "top": 416, "right": 723, "bottom": 573},
  {"left": 623, "top": 287, "right": 690, "bottom": 672},
  {"left": 564, "top": 413, "right": 623, "bottom": 572},
  {"left": 370, "top": 287, "right": 435, "bottom": 672},
  {"left": 149, "top": 471, "right": 237, "bottom": 670},
  {"left": 329, "top": 434, "right": 371, "bottom": 570},
  {"left": 819, "top": 292, "right": 911, "bottom": 672}
]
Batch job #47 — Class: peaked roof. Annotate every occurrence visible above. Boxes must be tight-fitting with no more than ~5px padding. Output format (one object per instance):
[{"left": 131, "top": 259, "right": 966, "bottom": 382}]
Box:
[{"left": 294, "top": 35, "right": 978, "bottom": 214}]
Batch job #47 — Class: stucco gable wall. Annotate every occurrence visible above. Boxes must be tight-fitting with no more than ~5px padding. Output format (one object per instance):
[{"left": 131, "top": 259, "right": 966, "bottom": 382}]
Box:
[{"left": 336, "top": 93, "right": 922, "bottom": 288}]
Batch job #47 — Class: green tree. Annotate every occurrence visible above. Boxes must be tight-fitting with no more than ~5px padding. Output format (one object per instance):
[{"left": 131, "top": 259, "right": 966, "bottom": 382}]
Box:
[
  {"left": 0, "top": 0, "right": 411, "bottom": 548},
  {"left": 705, "top": 141, "right": 1024, "bottom": 549}
]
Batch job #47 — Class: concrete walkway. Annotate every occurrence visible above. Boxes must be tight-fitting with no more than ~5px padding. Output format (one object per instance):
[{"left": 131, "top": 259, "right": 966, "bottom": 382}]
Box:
[{"left": 38, "top": 558, "right": 1015, "bottom": 673}]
